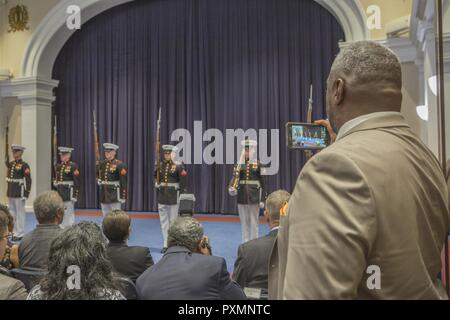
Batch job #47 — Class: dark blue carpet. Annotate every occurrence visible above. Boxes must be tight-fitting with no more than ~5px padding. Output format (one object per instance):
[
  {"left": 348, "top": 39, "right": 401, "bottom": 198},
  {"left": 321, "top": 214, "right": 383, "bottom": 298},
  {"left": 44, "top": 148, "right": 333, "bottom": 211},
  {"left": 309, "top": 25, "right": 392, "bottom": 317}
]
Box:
[{"left": 23, "top": 212, "right": 270, "bottom": 272}]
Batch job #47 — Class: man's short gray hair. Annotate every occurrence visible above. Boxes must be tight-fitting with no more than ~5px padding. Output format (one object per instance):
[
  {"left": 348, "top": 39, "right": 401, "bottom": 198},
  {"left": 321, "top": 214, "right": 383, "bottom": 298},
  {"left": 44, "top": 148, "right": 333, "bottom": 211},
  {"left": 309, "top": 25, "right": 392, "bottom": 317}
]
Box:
[
  {"left": 167, "top": 217, "right": 204, "bottom": 252},
  {"left": 330, "top": 41, "right": 402, "bottom": 88},
  {"left": 33, "top": 191, "right": 64, "bottom": 224},
  {"left": 265, "top": 189, "right": 290, "bottom": 222}
]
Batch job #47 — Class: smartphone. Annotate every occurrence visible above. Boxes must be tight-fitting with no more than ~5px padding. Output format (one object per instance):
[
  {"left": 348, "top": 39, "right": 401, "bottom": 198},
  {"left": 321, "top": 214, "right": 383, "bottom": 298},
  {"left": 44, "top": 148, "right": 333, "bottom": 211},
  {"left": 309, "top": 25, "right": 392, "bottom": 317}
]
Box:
[{"left": 286, "top": 122, "right": 330, "bottom": 150}]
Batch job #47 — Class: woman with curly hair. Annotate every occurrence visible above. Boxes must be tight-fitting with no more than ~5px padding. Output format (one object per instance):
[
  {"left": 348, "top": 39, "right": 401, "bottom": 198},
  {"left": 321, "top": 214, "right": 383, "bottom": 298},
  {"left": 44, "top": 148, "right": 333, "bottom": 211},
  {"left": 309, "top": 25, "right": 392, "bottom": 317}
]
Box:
[{"left": 27, "top": 221, "right": 125, "bottom": 300}]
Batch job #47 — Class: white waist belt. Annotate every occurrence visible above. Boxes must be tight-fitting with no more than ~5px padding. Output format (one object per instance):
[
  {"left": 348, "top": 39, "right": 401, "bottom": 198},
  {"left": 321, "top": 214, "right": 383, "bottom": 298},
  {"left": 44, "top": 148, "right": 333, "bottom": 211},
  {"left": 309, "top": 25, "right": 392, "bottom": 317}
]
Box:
[
  {"left": 55, "top": 181, "right": 74, "bottom": 186},
  {"left": 239, "top": 180, "right": 260, "bottom": 187},
  {"left": 160, "top": 182, "right": 180, "bottom": 188},
  {"left": 99, "top": 181, "right": 120, "bottom": 186},
  {"left": 6, "top": 178, "right": 24, "bottom": 184}
]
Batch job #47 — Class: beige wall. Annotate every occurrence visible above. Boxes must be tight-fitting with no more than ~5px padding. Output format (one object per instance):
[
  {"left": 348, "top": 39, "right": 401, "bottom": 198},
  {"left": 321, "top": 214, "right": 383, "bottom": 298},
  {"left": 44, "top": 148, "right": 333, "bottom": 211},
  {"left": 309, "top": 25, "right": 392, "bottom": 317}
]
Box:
[
  {"left": 359, "top": 0, "right": 413, "bottom": 40},
  {"left": 0, "top": 0, "right": 59, "bottom": 76}
]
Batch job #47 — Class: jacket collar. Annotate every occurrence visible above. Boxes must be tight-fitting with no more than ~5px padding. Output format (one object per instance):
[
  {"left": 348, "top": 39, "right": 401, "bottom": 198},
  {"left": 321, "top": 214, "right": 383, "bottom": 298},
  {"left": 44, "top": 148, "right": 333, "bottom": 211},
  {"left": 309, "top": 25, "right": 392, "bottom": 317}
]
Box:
[
  {"left": 338, "top": 112, "right": 410, "bottom": 141},
  {"left": 164, "top": 246, "right": 192, "bottom": 255},
  {"left": 268, "top": 228, "right": 279, "bottom": 237},
  {"left": 107, "top": 240, "right": 128, "bottom": 247}
]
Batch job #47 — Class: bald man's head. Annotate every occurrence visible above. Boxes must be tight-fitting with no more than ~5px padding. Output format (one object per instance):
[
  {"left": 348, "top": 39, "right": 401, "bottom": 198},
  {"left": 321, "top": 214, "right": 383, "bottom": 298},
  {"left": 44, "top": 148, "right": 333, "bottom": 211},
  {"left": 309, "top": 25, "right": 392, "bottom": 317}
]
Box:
[{"left": 326, "top": 41, "right": 402, "bottom": 133}]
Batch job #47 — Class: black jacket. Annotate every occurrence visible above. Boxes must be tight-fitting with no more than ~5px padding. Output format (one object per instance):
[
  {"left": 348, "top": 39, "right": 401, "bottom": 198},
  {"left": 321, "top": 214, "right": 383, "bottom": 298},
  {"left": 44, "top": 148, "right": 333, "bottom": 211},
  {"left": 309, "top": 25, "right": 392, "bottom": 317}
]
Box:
[
  {"left": 136, "top": 246, "right": 246, "bottom": 300},
  {"left": 96, "top": 159, "right": 128, "bottom": 204},
  {"left": 54, "top": 161, "right": 80, "bottom": 202},
  {"left": 236, "top": 160, "right": 265, "bottom": 204},
  {"left": 154, "top": 160, "right": 187, "bottom": 205},
  {"left": 106, "top": 241, "right": 154, "bottom": 282},
  {"left": 232, "top": 228, "right": 278, "bottom": 290},
  {"left": 5, "top": 159, "right": 32, "bottom": 198}
]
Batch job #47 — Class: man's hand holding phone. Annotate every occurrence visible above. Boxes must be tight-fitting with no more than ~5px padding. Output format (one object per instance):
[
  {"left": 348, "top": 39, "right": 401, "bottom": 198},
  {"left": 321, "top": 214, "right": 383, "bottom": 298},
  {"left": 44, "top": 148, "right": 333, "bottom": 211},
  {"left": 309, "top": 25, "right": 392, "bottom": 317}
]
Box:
[{"left": 314, "top": 119, "right": 336, "bottom": 144}]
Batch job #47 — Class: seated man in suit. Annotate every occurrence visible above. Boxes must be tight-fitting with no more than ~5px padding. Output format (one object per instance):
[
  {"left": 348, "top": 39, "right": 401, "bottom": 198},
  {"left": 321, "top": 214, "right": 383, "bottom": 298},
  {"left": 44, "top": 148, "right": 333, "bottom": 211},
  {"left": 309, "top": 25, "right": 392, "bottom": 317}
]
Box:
[
  {"left": 0, "top": 210, "right": 27, "bottom": 299},
  {"left": 103, "top": 210, "right": 153, "bottom": 282},
  {"left": 233, "top": 189, "right": 290, "bottom": 297},
  {"left": 137, "top": 217, "right": 246, "bottom": 300},
  {"left": 18, "top": 191, "right": 64, "bottom": 271}
]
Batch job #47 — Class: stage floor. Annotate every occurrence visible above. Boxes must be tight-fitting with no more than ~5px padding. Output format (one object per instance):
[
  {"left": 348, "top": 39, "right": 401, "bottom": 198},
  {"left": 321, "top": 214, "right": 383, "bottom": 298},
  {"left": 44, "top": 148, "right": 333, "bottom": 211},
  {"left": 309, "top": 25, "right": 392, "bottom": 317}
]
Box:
[{"left": 23, "top": 210, "right": 270, "bottom": 272}]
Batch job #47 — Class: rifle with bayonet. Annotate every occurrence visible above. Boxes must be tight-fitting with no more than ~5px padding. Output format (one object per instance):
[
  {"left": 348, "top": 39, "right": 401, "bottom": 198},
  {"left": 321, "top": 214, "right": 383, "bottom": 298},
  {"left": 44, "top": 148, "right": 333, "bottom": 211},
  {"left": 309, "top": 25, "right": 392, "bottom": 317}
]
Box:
[
  {"left": 93, "top": 110, "right": 101, "bottom": 179},
  {"left": 52, "top": 115, "right": 58, "bottom": 187},
  {"left": 305, "top": 84, "right": 314, "bottom": 160},
  {"left": 4, "top": 117, "right": 9, "bottom": 166},
  {"left": 155, "top": 107, "right": 162, "bottom": 185}
]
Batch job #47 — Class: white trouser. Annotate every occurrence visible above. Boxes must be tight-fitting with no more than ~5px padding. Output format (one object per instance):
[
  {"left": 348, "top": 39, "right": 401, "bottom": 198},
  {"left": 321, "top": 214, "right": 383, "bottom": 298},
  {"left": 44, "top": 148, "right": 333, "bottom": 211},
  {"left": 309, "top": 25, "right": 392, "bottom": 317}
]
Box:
[
  {"left": 158, "top": 204, "right": 179, "bottom": 248},
  {"left": 8, "top": 197, "right": 26, "bottom": 237},
  {"left": 61, "top": 201, "right": 75, "bottom": 228},
  {"left": 101, "top": 202, "right": 122, "bottom": 216},
  {"left": 238, "top": 204, "right": 260, "bottom": 243}
]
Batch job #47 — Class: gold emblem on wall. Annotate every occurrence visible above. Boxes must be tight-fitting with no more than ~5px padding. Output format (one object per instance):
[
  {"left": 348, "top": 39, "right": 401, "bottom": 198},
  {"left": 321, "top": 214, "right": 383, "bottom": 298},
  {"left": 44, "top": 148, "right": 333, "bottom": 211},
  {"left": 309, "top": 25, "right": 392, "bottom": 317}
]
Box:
[{"left": 8, "top": 4, "right": 30, "bottom": 33}]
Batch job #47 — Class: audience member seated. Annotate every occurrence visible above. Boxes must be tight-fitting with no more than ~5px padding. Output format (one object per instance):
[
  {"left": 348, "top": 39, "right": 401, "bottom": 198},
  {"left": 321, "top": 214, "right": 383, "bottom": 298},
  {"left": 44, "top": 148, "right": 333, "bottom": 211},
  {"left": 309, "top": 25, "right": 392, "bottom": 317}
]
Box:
[
  {"left": 18, "top": 191, "right": 64, "bottom": 271},
  {"left": 137, "top": 217, "right": 246, "bottom": 300},
  {"left": 103, "top": 210, "right": 154, "bottom": 282},
  {"left": 0, "top": 210, "right": 27, "bottom": 299},
  {"left": 0, "top": 204, "right": 19, "bottom": 269},
  {"left": 233, "top": 190, "right": 290, "bottom": 296},
  {"left": 27, "top": 221, "right": 125, "bottom": 300}
]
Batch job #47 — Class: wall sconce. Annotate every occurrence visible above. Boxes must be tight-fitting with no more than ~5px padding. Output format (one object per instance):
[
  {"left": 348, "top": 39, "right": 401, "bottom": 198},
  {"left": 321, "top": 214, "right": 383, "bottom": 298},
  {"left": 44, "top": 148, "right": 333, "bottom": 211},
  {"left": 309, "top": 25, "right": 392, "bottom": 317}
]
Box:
[
  {"left": 416, "top": 105, "right": 429, "bottom": 121},
  {"left": 428, "top": 75, "right": 437, "bottom": 96}
]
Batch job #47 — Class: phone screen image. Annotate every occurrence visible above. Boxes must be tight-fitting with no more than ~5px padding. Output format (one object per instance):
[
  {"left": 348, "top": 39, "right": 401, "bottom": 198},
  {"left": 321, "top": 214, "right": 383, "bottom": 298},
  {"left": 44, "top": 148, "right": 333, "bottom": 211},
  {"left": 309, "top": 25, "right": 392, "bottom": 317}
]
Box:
[{"left": 286, "top": 123, "right": 330, "bottom": 150}]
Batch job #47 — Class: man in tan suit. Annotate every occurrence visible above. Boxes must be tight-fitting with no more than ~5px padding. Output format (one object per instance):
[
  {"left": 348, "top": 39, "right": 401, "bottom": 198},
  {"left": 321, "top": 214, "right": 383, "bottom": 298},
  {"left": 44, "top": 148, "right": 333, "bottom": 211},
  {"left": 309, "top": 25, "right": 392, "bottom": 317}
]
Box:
[{"left": 270, "top": 41, "right": 449, "bottom": 299}]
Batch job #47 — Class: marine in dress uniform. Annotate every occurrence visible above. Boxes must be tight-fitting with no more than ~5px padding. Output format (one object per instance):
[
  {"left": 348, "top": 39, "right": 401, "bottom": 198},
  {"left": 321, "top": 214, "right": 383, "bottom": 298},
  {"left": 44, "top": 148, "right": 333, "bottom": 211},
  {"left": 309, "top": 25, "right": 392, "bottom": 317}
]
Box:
[
  {"left": 5, "top": 144, "right": 32, "bottom": 240},
  {"left": 53, "top": 147, "right": 80, "bottom": 228},
  {"left": 154, "top": 145, "right": 187, "bottom": 252},
  {"left": 229, "top": 140, "right": 265, "bottom": 243},
  {"left": 96, "top": 143, "right": 128, "bottom": 216}
]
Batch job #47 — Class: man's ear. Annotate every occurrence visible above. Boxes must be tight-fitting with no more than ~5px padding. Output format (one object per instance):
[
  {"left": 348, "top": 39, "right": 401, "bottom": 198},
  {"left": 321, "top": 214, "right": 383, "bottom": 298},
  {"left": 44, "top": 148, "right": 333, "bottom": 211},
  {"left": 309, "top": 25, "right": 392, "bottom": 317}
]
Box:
[
  {"left": 57, "top": 208, "right": 65, "bottom": 224},
  {"left": 333, "top": 78, "right": 345, "bottom": 106},
  {"left": 264, "top": 209, "right": 270, "bottom": 223}
]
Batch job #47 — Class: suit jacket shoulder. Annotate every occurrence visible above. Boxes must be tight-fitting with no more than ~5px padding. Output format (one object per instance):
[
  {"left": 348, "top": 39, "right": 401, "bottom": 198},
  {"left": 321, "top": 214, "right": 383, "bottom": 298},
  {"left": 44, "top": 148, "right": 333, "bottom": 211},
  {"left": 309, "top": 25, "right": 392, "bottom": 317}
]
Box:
[{"left": 0, "top": 273, "right": 28, "bottom": 300}]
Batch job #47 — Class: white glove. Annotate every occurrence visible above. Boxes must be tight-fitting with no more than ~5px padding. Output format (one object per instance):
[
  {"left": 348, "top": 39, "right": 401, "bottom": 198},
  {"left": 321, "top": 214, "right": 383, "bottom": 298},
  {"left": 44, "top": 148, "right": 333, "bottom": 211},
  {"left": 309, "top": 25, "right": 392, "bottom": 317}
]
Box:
[
  {"left": 71, "top": 198, "right": 77, "bottom": 203},
  {"left": 97, "top": 179, "right": 102, "bottom": 186},
  {"left": 155, "top": 183, "right": 160, "bottom": 189},
  {"left": 228, "top": 187, "right": 237, "bottom": 197},
  {"left": 259, "top": 202, "right": 265, "bottom": 209},
  {"left": 119, "top": 198, "right": 126, "bottom": 204}
]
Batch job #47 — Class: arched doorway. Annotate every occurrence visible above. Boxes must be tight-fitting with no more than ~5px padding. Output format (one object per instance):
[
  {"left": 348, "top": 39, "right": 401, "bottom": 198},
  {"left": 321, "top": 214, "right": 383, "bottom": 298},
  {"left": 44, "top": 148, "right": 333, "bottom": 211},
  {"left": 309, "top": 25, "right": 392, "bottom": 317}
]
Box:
[{"left": 13, "top": 0, "right": 368, "bottom": 206}]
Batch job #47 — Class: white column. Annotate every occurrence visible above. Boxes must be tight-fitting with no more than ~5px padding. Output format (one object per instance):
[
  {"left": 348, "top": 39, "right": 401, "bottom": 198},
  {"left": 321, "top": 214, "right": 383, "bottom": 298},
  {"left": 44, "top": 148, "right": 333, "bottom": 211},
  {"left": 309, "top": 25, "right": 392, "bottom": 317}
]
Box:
[{"left": 1, "top": 77, "right": 58, "bottom": 208}]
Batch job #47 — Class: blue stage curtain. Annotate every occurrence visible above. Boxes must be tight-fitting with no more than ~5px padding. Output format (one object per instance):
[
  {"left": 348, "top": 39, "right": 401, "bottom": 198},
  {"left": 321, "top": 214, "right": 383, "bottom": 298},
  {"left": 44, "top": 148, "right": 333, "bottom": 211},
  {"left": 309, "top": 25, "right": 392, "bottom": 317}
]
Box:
[{"left": 52, "top": 0, "right": 344, "bottom": 214}]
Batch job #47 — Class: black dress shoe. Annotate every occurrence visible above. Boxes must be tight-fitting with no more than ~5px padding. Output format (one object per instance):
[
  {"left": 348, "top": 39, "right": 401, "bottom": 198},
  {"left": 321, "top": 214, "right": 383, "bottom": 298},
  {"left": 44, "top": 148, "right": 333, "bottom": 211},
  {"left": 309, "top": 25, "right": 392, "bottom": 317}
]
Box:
[
  {"left": 160, "top": 247, "right": 167, "bottom": 254},
  {"left": 11, "top": 236, "right": 23, "bottom": 242}
]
